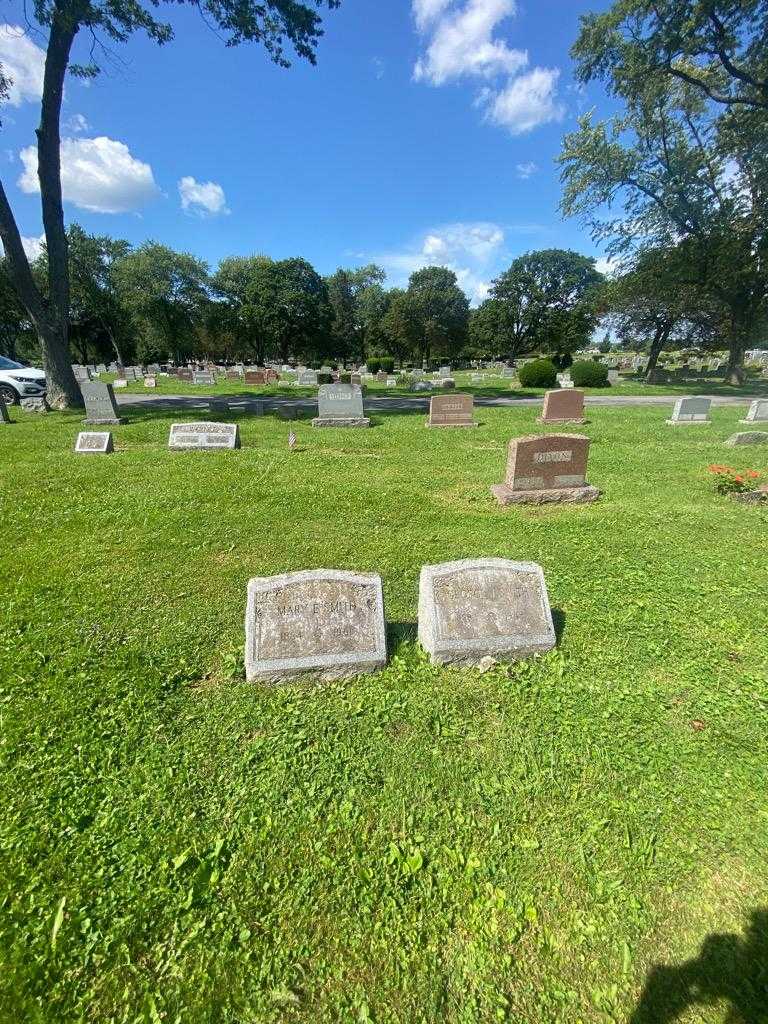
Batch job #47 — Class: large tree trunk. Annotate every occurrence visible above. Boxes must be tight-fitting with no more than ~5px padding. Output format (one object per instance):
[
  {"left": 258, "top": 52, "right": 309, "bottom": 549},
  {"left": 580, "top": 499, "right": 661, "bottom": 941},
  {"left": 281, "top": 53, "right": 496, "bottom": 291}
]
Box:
[
  {"left": 724, "top": 308, "right": 747, "bottom": 385},
  {"left": 644, "top": 323, "right": 671, "bottom": 380},
  {"left": 36, "top": 13, "right": 81, "bottom": 407}
]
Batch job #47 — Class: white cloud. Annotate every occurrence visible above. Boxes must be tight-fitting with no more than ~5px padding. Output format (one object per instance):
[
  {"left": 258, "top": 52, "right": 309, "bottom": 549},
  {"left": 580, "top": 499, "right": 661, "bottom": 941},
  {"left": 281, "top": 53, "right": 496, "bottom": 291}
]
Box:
[
  {"left": 22, "top": 233, "right": 44, "bottom": 261},
  {"left": 411, "top": 2, "right": 563, "bottom": 135},
  {"left": 18, "top": 136, "right": 159, "bottom": 214},
  {"left": 595, "top": 256, "right": 619, "bottom": 277},
  {"left": 515, "top": 160, "right": 538, "bottom": 179},
  {"left": 372, "top": 221, "right": 506, "bottom": 305},
  {"left": 0, "top": 233, "right": 45, "bottom": 262},
  {"left": 413, "top": 0, "right": 526, "bottom": 85},
  {"left": 0, "top": 25, "right": 44, "bottom": 106},
  {"left": 178, "top": 175, "right": 229, "bottom": 217},
  {"left": 371, "top": 57, "right": 386, "bottom": 80},
  {"left": 65, "top": 113, "right": 90, "bottom": 133},
  {"left": 481, "top": 67, "right": 564, "bottom": 134}
]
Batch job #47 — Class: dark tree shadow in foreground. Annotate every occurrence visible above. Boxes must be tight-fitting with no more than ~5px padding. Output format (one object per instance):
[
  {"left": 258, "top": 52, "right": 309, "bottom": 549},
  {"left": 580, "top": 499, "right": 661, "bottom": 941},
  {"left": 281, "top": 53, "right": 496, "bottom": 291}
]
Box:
[{"left": 630, "top": 909, "right": 768, "bottom": 1024}]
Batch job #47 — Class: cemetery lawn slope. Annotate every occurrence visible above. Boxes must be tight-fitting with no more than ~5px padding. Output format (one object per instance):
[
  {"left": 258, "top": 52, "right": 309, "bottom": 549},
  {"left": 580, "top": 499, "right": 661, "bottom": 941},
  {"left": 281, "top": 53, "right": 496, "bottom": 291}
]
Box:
[{"left": 1, "top": 402, "right": 767, "bottom": 1023}]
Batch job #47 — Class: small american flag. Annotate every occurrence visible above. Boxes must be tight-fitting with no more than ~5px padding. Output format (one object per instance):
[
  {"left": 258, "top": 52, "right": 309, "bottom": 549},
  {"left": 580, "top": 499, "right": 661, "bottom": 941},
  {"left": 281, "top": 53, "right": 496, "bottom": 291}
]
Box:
[{"left": 288, "top": 429, "right": 297, "bottom": 450}]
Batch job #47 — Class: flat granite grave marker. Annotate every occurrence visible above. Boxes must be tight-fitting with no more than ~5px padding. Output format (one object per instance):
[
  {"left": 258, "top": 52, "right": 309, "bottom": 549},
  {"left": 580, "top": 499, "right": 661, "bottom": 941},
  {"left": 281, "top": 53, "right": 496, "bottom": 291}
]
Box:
[
  {"left": 168, "top": 422, "right": 240, "bottom": 450},
  {"left": 418, "top": 558, "right": 556, "bottom": 667},
  {"left": 725, "top": 431, "right": 768, "bottom": 446},
  {"left": 312, "top": 382, "right": 370, "bottom": 427},
  {"left": 245, "top": 569, "right": 387, "bottom": 682},
  {"left": 80, "top": 381, "right": 125, "bottom": 424},
  {"left": 537, "top": 389, "right": 586, "bottom": 425},
  {"left": 666, "top": 397, "right": 712, "bottom": 425},
  {"left": 740, "top": 399, "right": 768, "bottom": 424},
  {"left": 491, "top": 433, "right": 600, "bottom": 505},
  {"left": 75, "top": 431, "right": 113, "bottom": 454},
  {"left": 427, "top": 393, "right": 477, "bottom": 428}
]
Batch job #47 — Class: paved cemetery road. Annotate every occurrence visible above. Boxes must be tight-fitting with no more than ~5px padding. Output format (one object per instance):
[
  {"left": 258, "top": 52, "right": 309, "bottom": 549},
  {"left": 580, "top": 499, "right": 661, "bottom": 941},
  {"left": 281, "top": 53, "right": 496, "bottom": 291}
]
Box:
[{"left": 116, "top": 392, "right": 761, "bottom": 414}]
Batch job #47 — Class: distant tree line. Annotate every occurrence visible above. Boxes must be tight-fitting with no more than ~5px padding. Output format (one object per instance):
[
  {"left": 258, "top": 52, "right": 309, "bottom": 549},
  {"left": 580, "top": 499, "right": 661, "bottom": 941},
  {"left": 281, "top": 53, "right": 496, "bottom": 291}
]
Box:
[{"left": 0, "top": 236, "right": 610, "bottom": 368}]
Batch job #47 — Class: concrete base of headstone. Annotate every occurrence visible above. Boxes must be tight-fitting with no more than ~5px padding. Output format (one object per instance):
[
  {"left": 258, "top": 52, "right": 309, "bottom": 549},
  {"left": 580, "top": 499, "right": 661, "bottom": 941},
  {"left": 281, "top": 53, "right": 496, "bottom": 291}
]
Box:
[
  {"left": 665, "top": 419, "right": 711, "bottom": 426},
  {"left": 739, "top": 419, "right": 768, "bottom": 425},
  {"left": 725, "top": 431, "right": 768, "bottom": 446},
  {"left": 311, "top": 416, "right": 370, "bottom": 428},
  {"left": 426, "top": 421, "right": 478, "bottom": 428},
  {"left": 491, "top": 483, "right": 601, "bottom": 506},
  {"left": 535, "top": 416, "right": 587, "bottom": 425}
]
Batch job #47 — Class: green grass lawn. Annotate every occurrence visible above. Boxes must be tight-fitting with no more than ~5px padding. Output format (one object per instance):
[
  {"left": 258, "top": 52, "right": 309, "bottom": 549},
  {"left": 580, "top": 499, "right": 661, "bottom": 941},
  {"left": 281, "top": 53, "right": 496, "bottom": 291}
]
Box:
[
  {"left": 1, "top": 400, "right": 767, "bottom": 1023},
  {"left": 107, "top": 369, "right": 768, "bottom": 402}
]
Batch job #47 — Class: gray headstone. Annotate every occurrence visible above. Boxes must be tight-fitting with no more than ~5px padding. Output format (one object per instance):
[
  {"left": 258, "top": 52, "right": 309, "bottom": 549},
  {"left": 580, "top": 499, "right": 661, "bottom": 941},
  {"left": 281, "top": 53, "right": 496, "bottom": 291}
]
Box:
[
  {"left": 168, "top": 422, "right": 240, "bottom": 450},
  {"left": 312, "top": 382, "right": 369, "bottom": 427},
  {"left": 427, "top": 393, "right": 476, "bottom": 427},
  {"left": 725, "top": 431, "right": 768, "bottom": 446},
  {"left": 21, "top": 397, "right": 49, "bottom": 413},
  {"left": 245, "top": 569, "right": 387, "bottom": 682},
  {"left": 192, "top": 370, "right": 215, "bottom": 386},
  {"left": 81, "top": 381, "right": 125, "bottom": 424},
  {"left": 0, "top": 396, "right": 10, "bottom": 423},
  {"left": 418, "top": 559, "right": 556, "bottom": 667},
  {"left": 667, "top": 397, "right": 712, "bottom": 424},
  {"left": 113, "top": 379, "right": 128, "bottom": 389},
  {"left": 298, "top": 370, "right": 318, "bottom": 387},
  {"left": 75, "top": 431, "right": 113, "bottom": 454},
  {"left": 740, "top": 399, "right": 768, "bottom": 424}
]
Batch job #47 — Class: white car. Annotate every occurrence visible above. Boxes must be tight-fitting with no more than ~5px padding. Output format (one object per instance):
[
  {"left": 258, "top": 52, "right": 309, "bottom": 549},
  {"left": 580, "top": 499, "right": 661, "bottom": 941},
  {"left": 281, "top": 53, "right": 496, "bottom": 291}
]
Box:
[{"left": 0, "top": 356, "right": 47, "bottom": 404}]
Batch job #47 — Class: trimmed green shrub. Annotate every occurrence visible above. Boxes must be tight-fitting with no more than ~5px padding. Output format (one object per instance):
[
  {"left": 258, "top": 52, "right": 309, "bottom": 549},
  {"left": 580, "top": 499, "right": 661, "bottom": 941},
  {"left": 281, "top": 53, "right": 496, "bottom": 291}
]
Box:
[
  {"left": 381, "top": 357, "right": 395, "bottom": 374},
  {"left": 367, "top": 357, "right": 382, "bottom": 374},
  {"left": 338, "top": 373, "right": 351, "bottom": 384},
  {"left": 571, "top": 360, "right": 609, "bottom": 387},
  {"left": 518, "top": 358, "right": 557, "bottom": 388}
]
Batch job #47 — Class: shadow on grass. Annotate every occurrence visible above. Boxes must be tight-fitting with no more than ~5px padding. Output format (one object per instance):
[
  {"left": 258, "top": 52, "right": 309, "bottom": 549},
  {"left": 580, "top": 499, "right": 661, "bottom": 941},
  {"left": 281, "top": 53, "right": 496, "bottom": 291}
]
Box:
[
  {"left": 551, "top": 608, "right": 566, "bottom": 645},
  {"left": 388, "top": 621, "right": 418, "bottom": 652},
  {"left": 630, "top": 908, "right": 768, "bottom": 1024}
]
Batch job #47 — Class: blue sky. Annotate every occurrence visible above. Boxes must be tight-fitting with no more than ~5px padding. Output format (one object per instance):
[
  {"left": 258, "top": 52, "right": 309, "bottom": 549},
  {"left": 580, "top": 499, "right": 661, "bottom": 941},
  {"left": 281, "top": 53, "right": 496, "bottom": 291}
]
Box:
[{"left": 0, "top": 0, "right": 614, "bottom": 302}]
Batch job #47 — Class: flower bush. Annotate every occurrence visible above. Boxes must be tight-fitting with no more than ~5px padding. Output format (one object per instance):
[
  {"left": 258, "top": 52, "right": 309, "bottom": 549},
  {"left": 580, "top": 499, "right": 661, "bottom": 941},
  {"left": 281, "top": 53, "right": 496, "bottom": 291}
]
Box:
[{"left": 708, "top": 465, "right": 761, "bottom": 495}]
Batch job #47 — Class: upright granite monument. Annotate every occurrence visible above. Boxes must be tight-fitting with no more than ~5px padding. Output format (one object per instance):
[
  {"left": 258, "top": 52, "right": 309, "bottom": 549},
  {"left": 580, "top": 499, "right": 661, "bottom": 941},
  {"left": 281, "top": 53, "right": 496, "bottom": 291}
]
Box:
[
  {"left": 538, "top": 389, "right": 586, "bottom": 424},
  {"left": 740, "top": 399, "right": 768, "bottom": 424},
  {"left": 80, "top": 381, "right": 125, "bottom": 425},
  {"left": 491, "top": 434, "right": 600, "bottom": 505},
  {"left": 312, "top": 382, "right": 370, "bottom": 428},
  {"left": 427, "top": 394, "right": 477, "bottom": 427},
  {"left": 666, "top": 397, "right": 712, "bottom": 425},
  {"left": 245, "top": 569, "right": 387, "bottom": 682},
  {"left": 418, "top": 558, "right": 556, "bottom": 667}
]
